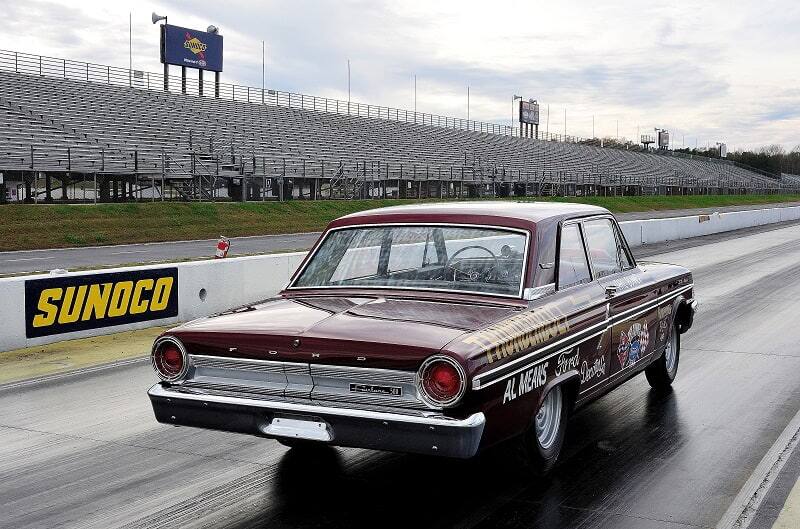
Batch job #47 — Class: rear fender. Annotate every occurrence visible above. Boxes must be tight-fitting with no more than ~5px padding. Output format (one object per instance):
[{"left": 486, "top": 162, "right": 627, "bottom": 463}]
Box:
[
  {"left": 537, "top": 372, "right": 581, "bottom": 415},
  {"left": 674, "top": 296, "right": 696, "bottom": 334}
]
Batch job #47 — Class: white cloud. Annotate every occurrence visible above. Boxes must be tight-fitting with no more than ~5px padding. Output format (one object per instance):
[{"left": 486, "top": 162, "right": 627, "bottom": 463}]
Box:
[{"left": 0, "top": 0, "right": 796, "bottom": 150}]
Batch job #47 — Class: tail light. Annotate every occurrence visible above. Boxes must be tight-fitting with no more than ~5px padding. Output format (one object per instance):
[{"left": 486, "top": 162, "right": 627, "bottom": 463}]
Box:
[
  {"left": 151, "top": 337, "right": 188, "bottom": 382},
  {"left": 417, "top": 355, "right": 466, "bottom": 408}
]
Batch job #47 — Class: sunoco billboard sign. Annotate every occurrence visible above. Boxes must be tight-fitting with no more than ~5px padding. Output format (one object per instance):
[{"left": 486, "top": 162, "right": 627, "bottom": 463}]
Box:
[{"left": 161, "top": 24, "right": 223, "bottom": 72}]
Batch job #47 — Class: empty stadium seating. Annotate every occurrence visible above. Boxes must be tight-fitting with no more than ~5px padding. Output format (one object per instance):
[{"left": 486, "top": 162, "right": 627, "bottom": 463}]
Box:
[{"left": 0, "top": 64, "right": 789, "bottom": 201}]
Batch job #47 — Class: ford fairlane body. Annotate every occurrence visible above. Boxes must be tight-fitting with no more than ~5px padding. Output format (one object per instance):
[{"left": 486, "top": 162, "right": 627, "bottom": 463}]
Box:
[{"left": 148, "top": 202, "right": 697, "bottom": 471}]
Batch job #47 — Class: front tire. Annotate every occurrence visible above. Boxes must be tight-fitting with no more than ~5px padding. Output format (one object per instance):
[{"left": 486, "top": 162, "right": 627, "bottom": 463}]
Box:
[
  {"left": 517, "top": 385, "right": 569, "bottom": 475},
  {"left": 645, "top": 321, "right": 680, "bottom": 390}
]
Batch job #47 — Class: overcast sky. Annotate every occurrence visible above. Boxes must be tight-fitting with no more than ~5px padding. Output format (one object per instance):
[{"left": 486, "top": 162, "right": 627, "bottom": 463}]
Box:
[{"left": 0, "top": 0, "right": 797, "bottom": 151}]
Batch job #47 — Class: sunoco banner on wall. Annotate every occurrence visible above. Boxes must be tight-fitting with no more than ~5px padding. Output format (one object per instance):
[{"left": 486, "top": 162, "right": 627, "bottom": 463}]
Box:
[{"left": 24, "top": 268, "right": 179, "bottom": 338}]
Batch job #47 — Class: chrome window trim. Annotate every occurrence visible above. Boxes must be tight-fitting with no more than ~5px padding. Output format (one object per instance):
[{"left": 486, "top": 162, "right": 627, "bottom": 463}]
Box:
[
  {"left": 555, "top": 219, "right": 594, "bottom": 290},
  {"left": 286, "top": 222, "right": 532, "bottom": 299},
  {"left": 471, "top": 283, "right": 694, "bottom": 389},
  {"left": 151, "top": 336, "right": 190, "bottom": 382},
  {"left": 581, "top": 215, "right": 637, "bottom": 279}
]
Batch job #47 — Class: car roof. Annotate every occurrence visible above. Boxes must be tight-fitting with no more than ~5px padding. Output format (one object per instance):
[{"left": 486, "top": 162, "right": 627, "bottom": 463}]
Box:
[{"left": 331, "top": 201, "right": 610, "bottom": 229}]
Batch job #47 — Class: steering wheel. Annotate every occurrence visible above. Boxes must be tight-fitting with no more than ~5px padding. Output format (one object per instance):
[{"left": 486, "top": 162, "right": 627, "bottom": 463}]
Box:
[{"left": 444, "top": 245, "right": 499, "bottom": 282}]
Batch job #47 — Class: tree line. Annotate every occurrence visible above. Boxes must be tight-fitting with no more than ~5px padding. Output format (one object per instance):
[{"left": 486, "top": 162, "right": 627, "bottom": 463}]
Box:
[{"left": 674, "top": 144, "right": 800, "bottom": 177}]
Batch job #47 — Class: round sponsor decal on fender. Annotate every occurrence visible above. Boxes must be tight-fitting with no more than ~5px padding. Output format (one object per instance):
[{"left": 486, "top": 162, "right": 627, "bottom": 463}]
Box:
[{"left": 617, "top": 322, "right": 649, "bottom": 369}]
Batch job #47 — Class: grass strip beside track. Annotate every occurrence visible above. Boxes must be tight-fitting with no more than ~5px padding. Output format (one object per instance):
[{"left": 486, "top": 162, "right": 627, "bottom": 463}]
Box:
[
  {"left": 0, "top": 327, "right": 167, "bottom": 385},
  {"left": 2, "top": 194, "right": 800, "bottom": 251}
]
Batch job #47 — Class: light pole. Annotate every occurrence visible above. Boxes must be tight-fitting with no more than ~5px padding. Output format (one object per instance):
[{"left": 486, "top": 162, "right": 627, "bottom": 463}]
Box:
[
  {"left": 467, "top": 86, "right": 470, "bottom": 123},
  {"left": 512, "top": 95, "right": 523, "bottom": 136},
  {"left": 262, "top": 41, "right": 265, "bottom": 91},
  {"left": 347, "top": 59, "right": 351, "bottom": 109},
  {"left": 546, "top": 104, "right": 550, "bottom": 137},
  {"left": 152, "top": 13, "right": 168, "bottom": 91},
  {"left": 414, "top": 74, "right": 417, "bottom": 113},
  {"left": 129, "top": 12, "right": 132, "bottom": 87}
]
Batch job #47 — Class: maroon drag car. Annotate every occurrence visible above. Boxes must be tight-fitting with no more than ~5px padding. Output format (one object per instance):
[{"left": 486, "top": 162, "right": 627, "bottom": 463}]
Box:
[{"left": 148, "top": 202, "right": 697, "bottom": 471}]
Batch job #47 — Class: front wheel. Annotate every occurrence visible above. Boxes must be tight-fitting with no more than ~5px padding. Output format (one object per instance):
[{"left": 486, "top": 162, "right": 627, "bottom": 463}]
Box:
[
  {"left": 645, "top": 321, "right": 680, "bottom": 390},
  {"left": 516, "top": 385, "right": 569, "bottom": 475}
]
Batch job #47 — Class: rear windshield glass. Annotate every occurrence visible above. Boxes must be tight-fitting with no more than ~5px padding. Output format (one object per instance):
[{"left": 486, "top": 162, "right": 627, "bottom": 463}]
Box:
[{"left": 292, "top": 225, "right": 528, "bottom": 297}]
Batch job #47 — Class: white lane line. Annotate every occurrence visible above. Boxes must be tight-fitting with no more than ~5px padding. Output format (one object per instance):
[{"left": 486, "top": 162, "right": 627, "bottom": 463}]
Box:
[
  {"left": 716, "top": 405, "right": 800, "bottom": 529},
  {"left": 109, "top": 250, "right": 150, "bottom": 255},
  {"left": 1, "top": 256, "right": 55, "bottom": 262}
]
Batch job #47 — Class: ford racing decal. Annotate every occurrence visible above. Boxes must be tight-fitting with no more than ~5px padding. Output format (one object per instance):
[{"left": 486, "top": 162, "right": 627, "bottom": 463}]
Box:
[{"left": 24, "top": 268, "right": 178, "bottom": 338}]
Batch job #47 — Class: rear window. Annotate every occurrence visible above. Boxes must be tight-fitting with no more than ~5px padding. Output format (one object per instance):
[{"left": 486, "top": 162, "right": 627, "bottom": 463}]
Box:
[{"left": 293, "top": 225, "right": 528, "bottom": 297}]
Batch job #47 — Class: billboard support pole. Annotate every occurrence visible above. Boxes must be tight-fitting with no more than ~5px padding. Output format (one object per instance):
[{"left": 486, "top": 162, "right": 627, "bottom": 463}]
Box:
[
  {"left": 181, "top": 66, "right": 187, "bottom": 94},
  {"left": 215, "top": 72, "right": 220, "bottom": 98},
  {"left": 198, "top": 69, "right": 203, "bottom": 97},
  {"left": 163, "top": 64, "right": 169, "bottom": 91}
]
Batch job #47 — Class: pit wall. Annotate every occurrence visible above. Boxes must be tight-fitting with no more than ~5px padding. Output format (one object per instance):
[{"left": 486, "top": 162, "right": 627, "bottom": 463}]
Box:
[{"left": 2, "top": 205, "right": 799, "bottom": 352}]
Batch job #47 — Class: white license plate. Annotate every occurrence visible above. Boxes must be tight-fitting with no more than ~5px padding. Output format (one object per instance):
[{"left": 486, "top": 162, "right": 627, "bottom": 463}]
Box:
[{"left": 264, "top": 416, "right": 332, "bottom": 441}]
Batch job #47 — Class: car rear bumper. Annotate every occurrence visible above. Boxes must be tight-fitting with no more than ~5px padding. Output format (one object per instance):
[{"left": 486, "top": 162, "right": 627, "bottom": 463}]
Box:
[{"left": 148, "top": 383, "right": 485, "bottom": 459}]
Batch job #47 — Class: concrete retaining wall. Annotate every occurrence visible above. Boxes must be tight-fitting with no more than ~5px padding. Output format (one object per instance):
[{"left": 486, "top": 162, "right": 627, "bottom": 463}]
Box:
[
  {"left": 621, "top": 205, "right": 800, "bottom": 246},
  {"left": 0, "top": 252, "right": 306, "bottom": 352},
  {"left": 2, "top": 205, "right": 799, "bottom": 352}
]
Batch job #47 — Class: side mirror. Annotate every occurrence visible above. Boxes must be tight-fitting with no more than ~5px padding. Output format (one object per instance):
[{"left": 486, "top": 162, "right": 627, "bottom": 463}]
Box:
[{"left": 605, "top": 285, "right": 618, "bottom": 299}]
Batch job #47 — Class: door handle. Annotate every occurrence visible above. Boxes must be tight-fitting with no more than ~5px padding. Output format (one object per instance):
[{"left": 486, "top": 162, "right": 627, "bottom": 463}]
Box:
[{"left": 605, "top": 285, "right": 618, "bottom": 299}]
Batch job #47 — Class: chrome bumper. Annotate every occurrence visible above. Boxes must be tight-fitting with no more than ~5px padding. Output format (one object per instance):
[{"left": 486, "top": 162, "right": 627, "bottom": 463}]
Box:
[{"left": 148, "top": 383, "right": 486, "bottom": 459}]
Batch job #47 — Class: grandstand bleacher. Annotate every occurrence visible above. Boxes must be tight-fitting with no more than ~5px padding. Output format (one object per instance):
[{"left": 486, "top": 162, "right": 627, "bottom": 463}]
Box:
[{"left": 0, "top": 49, "right": 794, "bottom": 202}]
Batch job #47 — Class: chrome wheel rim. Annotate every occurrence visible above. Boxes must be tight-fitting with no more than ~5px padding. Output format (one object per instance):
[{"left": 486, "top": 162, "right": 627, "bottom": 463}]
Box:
[
  {"left": 665, "top": 328, "right": 678, "bottom": 373},
  {"left": 535, "top": 386, "right": 562, "bottom": 450}
]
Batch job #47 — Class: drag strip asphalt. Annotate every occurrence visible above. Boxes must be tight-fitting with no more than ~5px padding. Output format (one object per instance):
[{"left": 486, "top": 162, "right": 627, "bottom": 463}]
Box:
[{"left": 2, "top": 222, "right": 800, "bottom": 528}]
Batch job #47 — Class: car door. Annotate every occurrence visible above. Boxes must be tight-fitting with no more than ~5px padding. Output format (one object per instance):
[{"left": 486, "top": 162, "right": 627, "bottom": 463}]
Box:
[
  {"left": 552, "top": 221, "right": 609, "bottom": 397},
  {"left": 582, "top": 216, "right": 659, "bottom": 384}
]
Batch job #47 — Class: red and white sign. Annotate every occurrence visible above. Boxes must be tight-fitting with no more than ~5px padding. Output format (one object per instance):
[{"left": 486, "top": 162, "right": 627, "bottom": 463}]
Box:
[{"left": 215, "top": 236, "right": 230, "bottom": 259}]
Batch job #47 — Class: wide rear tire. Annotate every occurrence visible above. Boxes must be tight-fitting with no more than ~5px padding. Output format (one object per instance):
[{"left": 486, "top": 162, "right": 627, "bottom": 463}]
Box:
[
  {"left": 516, "top": 385, "right": 569, "bottom": 475},
  {"left": 645, "top": 321, "right": 680, "bottom": 390}
]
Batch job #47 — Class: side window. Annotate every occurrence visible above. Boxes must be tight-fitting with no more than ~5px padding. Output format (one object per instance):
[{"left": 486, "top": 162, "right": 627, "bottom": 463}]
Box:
[
  {"left": 584, "top": 219, "right": 623, "bottom": 278},
  {"left": 558, "top": 224, "right": 591, "bottom": 289},
  {"left": 614, "top": 225, "right": 634, "bottom": 269}
]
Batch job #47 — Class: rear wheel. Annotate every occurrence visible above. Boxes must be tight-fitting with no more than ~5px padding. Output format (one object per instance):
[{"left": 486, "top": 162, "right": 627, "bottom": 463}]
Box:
[
  {"left": 645, "top": 321, "right": 680, "bottom": 390},
  {"left": 517, "top": 385, "right": 569, "bottom": 474}
]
